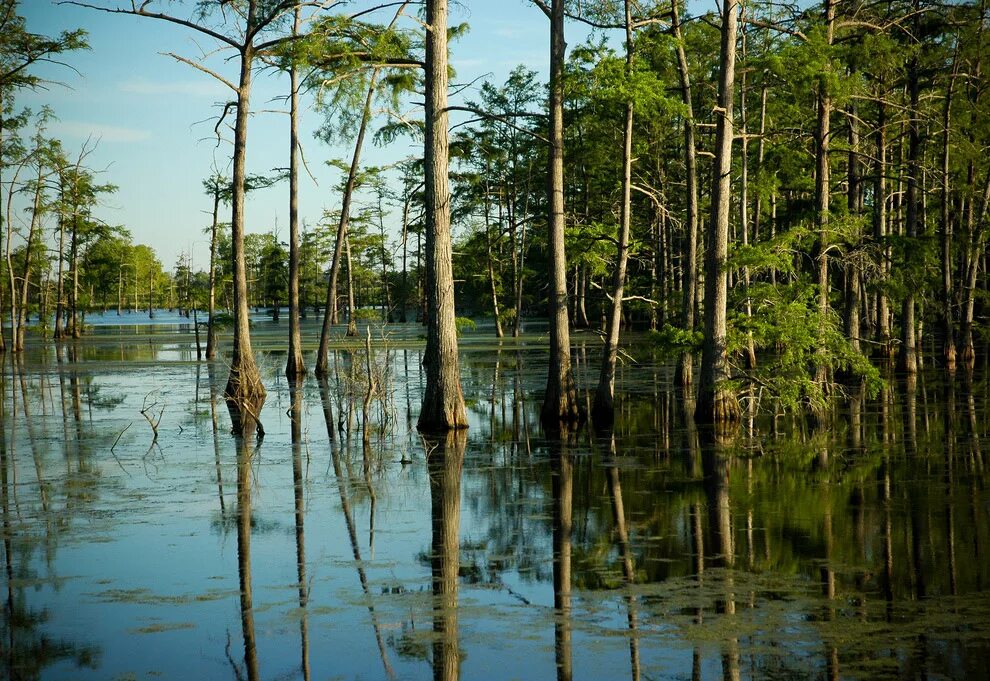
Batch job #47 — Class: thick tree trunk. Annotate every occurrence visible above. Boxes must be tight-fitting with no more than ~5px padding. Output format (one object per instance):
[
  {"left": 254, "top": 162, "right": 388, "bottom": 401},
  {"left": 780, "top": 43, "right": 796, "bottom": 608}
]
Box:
[
  {"left": 673, "top": 0, "right": 698, "bottom": 389},
  {"left": 592, "top": 0, "right": 635, "bottom": 429},
  {"left": 418, "top": 0, "right": 468, "bottom": 432},
  {"left": 316, "top": 71, "right": 379, "bottom": 373},
  {"left": 428, "top": 431, "right": 465, "bottom": 681},
  {"left": 285, "top": 7, "right": 306, "bottom": 378},
  {"left": 225, "top": 39, "right": 267, "bottom": 434},
  {"left": 695, "top": 0, "right": 741, "bottom": 425},
  {"left": 541, "top": 0, "right": 582, "bottom": 427}
]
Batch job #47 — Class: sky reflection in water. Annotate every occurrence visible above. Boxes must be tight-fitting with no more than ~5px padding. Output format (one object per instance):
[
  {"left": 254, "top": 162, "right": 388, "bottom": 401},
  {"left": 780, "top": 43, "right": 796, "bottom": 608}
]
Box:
[{"left": 2, "top": 323, "right": 989, "bottom": 680}]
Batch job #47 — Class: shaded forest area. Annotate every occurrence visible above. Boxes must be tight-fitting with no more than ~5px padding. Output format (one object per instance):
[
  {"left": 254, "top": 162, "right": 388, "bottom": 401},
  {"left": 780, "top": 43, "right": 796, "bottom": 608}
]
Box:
[{"left": 2, "top": 0, "right": 989, "bottom": 432}]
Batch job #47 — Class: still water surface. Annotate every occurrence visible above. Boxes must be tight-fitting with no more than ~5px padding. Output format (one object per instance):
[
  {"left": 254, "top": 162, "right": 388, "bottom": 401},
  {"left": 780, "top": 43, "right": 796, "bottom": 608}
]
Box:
[{"left": 2, "top": 321, "right": 989, "bottom": 680}]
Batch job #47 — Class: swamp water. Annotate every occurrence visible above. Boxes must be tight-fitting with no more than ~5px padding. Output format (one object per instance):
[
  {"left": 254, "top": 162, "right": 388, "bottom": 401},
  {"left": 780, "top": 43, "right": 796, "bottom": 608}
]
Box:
[{"left": 2, "top": 319, "right": 989, "bottom": 680}]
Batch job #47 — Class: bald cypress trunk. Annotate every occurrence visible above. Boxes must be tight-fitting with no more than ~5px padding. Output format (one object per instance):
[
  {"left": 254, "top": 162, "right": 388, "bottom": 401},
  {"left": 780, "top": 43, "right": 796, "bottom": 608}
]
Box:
[
  {"left": 418, "top": 0, "right": 468, "bottom": 432},
  {"left": 673, "top": 0, "right": 699, "bottom": 389},
  {"left": 285, "top": 7, "right": 306, "bottom": 379},
  {"left": 316, "top": 71, "right": 379, "bottom": 375},
  {"left": 695, "top": 0, "right": 741, "bottom": 425},
  {"left": 541, "top": 0, "right": 582, "bottom": 427},
  {"left": 592, "top": 0, "right": 635, "bottom": 429},
  {"left": 225, "top": 33, "right": 267, "bottom": 434}
]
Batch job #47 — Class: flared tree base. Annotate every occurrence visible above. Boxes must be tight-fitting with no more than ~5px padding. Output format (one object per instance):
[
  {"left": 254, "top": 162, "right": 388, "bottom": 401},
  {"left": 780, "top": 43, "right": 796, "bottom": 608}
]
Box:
[
  {"left": 225, "top": 363, "right": 268, "bottom": 436},
  {"left": 694, "top": 386, "right": 740, "bottom": 426}
]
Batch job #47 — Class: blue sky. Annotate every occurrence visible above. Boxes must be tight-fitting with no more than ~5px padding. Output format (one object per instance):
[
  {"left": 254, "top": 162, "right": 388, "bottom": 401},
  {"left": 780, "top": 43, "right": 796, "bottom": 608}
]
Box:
[{"left": 16, "top": 1, "right": 567, "bottom": 270}]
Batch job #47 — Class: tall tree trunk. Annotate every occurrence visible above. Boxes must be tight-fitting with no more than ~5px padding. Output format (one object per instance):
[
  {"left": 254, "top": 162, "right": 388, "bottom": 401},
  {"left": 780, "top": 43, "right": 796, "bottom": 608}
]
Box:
[
  {"left": 961, "top": 169, "right": 990, "bottom": 367},
  {"left": 418, "top": 0, "right": 468, "bottom": 432},
  {"left": 541, "top": 0, "right": 582, "bottom": 426},
  {"left": 695, "top": 0, "right": 741, "bottom": 425},
  {"left": 673, "top": 0, "right": 699, "bottom": 389},
  {"left": 940, "top": 59, "right": 958, "bottom": 371},
  {"left": 813, "top": 0, "right": 835, "bottom": 388},
  {"left": 874, "top": 96, "right": 891, "bottom": 357},
  {"left": 285, "top": 7, "right": 306, "bottom": 378},
  {"left": 738, "top": 13, "right": 756, "bottom": 371},
  {"left": 54, "top": 200, "right": 65, "bottom": 340},
  {"left": 344, "top": 232, "right": 357, "bottom": 337},
  {"left": 70, "top": 218, "right": 80, "bottom": 339},
  {"left": 316, "top": 71, "right": 379, "bottom": 373},
  {"left": 592, "top": 0, "right": 635, "bottom": 429},
  {"left": 206, "top": 188, "right": 220, "bottom": 360},
  {"left": 899, "top": 7, "right": 921, "bottom": 375},
  {"left": 484, "top": 180, "right": 504, "bottom": 338},
  {"left": 844, "top": 97, "right": 862, "bottom": 357},
  {"left": 225, "top": 34, "right": 267, "bottom": 434},
  {"left": 15, "top": 168, "right": 43, "bottom": 352}
]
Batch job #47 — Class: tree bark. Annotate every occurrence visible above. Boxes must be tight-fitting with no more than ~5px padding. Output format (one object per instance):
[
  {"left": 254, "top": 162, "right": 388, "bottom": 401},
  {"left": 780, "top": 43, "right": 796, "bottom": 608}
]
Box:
[
  {"left": 592, "top": 0, "right": 635, "bottom": 429},
  {"left": 225, "top": 31, "right": 267, "bottom": 434},
  {"left": 695, "top": 0, "right": 741, "bottom": 425},
  {"left": 541, "top": 0, "right": 582, "bottom": 426},
  {"left": 899, "top": 7, "right": 921, "bottom": 375},
  {"left": 285, "top": 7, "right": 306, "bottom": 378},
  {"left": 417, "top": 0, "right": 468, "bottom": 432},
  {"left": 316, "top": 70, "right": 379, "bottom": 374},
  {"left": 813, "top": 0, "right": 835, "bottom": 388},
  {"left": 940, "top": 60, "right": 958, "bottom": 371},
  {"left": 673, "top": 0, "right": 699, "bottom": 389},
  {"left": 205, "top": 187, "right": 220, "bottom": 359}
]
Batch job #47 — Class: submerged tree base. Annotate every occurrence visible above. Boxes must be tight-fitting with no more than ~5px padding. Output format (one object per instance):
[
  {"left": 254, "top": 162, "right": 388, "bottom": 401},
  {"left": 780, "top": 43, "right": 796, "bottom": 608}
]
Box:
[
  {"left": 225, "top": 365, "right": 267, "bottom": 436},
  {"left": 693, "top": 387, "right": 740, "bottom": 426}
]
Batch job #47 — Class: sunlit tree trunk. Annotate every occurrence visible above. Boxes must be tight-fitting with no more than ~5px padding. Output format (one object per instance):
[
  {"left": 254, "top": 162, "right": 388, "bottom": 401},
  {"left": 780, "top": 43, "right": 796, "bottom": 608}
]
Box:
[
  {"left": 695, "top": 0, "right": 740, "bottom": 425},
  {"left": 899, "top": 6, "right": 921, "bottom": 375},
  {"left": 592, "top": 0, "right": 635, "bottom": 429},
  {"left": 316, "top": 71, "right": 379, "bottom": 373},
  {"left": 225, "top": 34, "right": 267, "bottom": 433},
  {"left": 285, "top": 7, "right": 305, "bottom": 379},
  {"left": 541, "top": 0, "right": 581, "bottom": 426},
  {"left": 205, "top": 186, "right": 220, "bottom": 360},
  {"left": 418, "top": 0, "right": 467, "bottom": 432}
]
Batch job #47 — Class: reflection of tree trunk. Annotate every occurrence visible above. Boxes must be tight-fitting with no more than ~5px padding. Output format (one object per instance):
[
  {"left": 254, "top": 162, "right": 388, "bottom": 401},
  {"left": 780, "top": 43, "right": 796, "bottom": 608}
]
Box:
[
  {"left": 701, "top": 431, "right": 738, "bottom": 681},
  {"left": 428, "top": 430, "right": 466, "bottom": 681},
  {"left": 235, "top": 436, "right": 259, "bottom": 681},
  {"left": 289, "top": 379, "right": 310, "bottom": 680},
  {"left": 551, "top": 436, "right": 573, "bottom": 681},
  {"left": 945, "top": 379, "right": 958, "bottom": 596},
  {"left": 321, "top": 378, "right": 394, "bottom": 679},
  {"left": 605, "top": 436, "right": 640, "bottom": 681},
  {"left": 208, "top": 364, "right": 225, "bottom": 514}
]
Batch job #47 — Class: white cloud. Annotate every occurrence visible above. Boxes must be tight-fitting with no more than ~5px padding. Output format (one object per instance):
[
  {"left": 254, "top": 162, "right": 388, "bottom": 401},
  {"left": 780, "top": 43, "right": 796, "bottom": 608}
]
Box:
[
  {"left": 51, "top": 120, "right": 151, "bottom": 144},
  {"left": 118, "top": 77, "right": 224, "bottom": 98}
]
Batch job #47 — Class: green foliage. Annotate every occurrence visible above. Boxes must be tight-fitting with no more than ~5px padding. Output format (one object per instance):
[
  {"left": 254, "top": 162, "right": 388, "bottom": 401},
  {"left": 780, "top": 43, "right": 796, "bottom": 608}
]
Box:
[
  {"left": 730, "top": 281, "right": 882, "bottom": 414},
  {"left": 646, "top": 325, "right": 703, "bottom": 357},
  {"left": 455, "top": 317, "right": 476, "bottom": 336}
]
